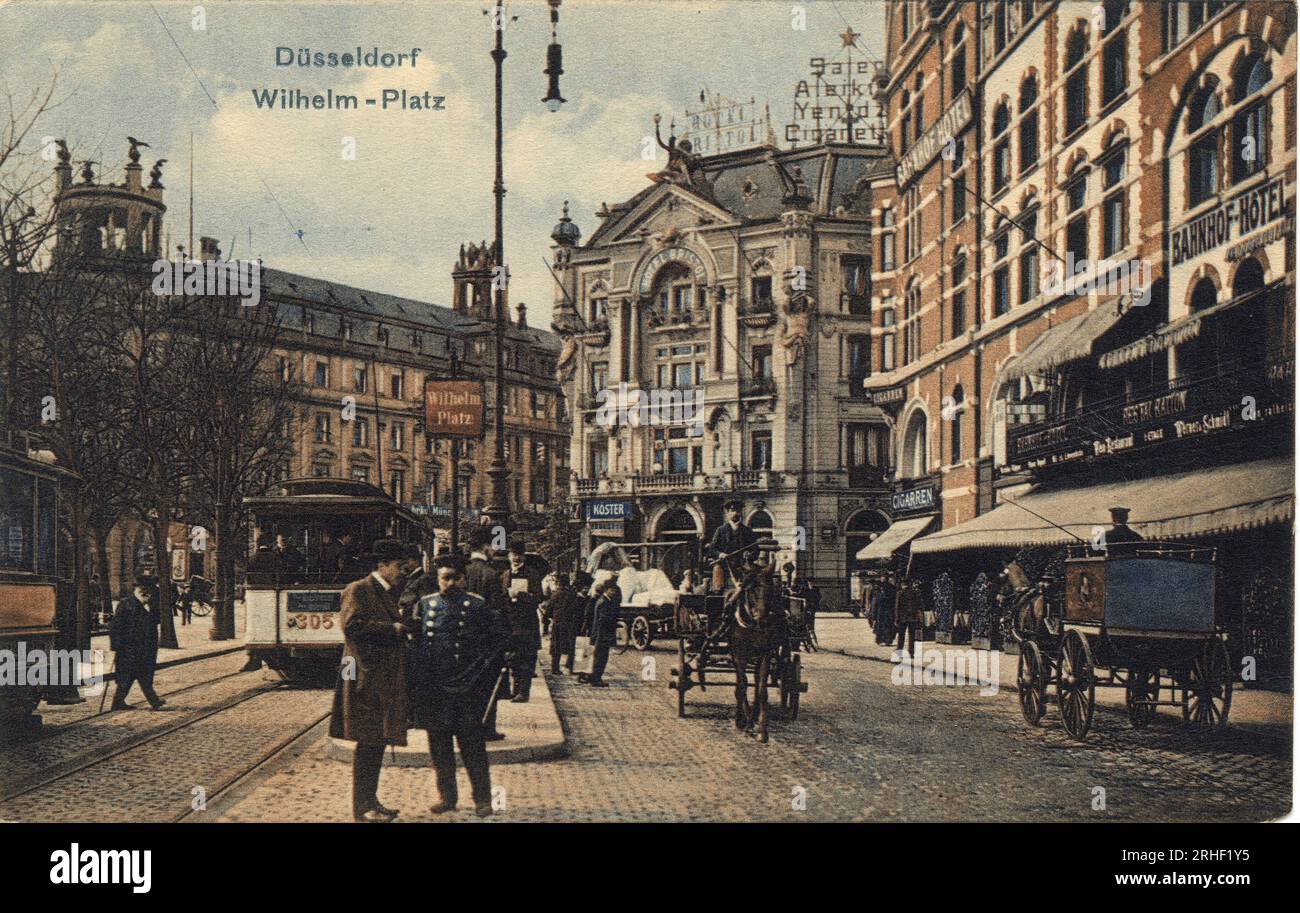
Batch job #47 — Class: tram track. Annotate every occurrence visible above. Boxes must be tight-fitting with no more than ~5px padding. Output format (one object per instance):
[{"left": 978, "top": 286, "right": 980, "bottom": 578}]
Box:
[
  {"left": 0, "top": 680, "right": 288, "bottom": 806},
  {"left": 173, "top": 710, "right": 332, "bottom": 822}
]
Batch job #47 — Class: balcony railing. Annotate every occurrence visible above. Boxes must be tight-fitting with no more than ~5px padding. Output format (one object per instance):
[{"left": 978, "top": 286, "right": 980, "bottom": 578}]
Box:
[
  {"left": 730, "top": 468, "right": 768, "bottom": 491},
  {"left": 571, "top": 469, "right": 773, "bottom": 496}
]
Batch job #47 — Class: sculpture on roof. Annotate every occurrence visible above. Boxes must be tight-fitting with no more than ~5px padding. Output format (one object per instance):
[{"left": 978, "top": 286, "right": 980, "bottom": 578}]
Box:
[
  {"left": 766, "top": 149, "right": 813, "bottom": 209},
  {"left": 646, "top": 114, "right": 716, "bottom": 202}
]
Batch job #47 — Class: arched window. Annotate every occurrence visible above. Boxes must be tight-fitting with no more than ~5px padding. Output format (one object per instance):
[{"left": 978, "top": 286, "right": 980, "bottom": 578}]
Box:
[
  {"left": 1232, "top": 55, "right": 1270, "bottom": 183},
  {"left": 748, "top": 510, "right": 774, "bottom": 540},
  {"left": 1101, "top": 1, "right": 1129, "bottom": 105},
  {"left": 993, "top": 101, "right": 1011, "bottom": 191},
  {"left": 1018, "top": 201, "right": 1040, "bottom": 304},
  {"left": 656, "top": 508, "right": 699, "bottom": 540},
  {"left": 1019, "top": 76, "right": 1039, "bottom": 172},
  {"left": 1177, "top": 278, "right": 1220, "bottom": 380},
  {"left": 903, "top": 280, "right": 922, "bottom": 365},
  {"left": 949, "top": 385, "right": 965, "bottom": 464},
  {"left": 901, "top": 410, "right": 929, "bottom": 479},
  {"left": 1189, "top": 90, "right": 1221, "bottom": 204},
  {"left": 654, "top": 262, "right": 696, "bottom": 319},
  {"left": 951, "top": 22, "right": 967, "bottom": 94},
  {"left": 1065, "top": 164, "right": 1089, "bottom": 263},
  {"left": 1064, "top": 27, "right": 1088, "bottom": 136}
]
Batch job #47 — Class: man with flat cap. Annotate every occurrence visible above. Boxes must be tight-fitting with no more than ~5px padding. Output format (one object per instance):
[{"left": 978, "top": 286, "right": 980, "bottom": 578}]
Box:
[
  {"left": 330, "top": 538, "right": 413, "bottom": 822},
  {"left": 409, "top": 553, "right": 509, "bottom": 817},
  {"left": 109, "top": 570, "right": 168, "bottom": 711}
]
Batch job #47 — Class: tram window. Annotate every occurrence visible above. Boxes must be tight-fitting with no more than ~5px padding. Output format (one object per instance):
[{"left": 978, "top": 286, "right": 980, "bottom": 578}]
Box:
[{"left": 0, "top": 468, "right": 35, "bottom": 571}]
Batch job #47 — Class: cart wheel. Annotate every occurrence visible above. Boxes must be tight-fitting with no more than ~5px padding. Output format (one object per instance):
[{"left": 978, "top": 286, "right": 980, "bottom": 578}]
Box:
[
  {"left": 191, "top": 600, "right": 214, "bottom": 618},
  {"left": 1016, "top": 640, "right": 1047, "bottom": 727},
  {"left": 675, "top": 639, "right": 687, "bottom": 718},
  {"left": 630, "top": 616, "right": 652, "bottom": 651},
  {"left": 1058, "top": 629, "right": 1095, "bottom": 741},
  {"left": 789, "top": 655, "right": 801, "bottom": 721},
  {"left": 1183, "top": 638, "right": 1233, "bottom": 730},
  {"left": 1126, "top": 668, "right": 1159, "bottom": 729}
]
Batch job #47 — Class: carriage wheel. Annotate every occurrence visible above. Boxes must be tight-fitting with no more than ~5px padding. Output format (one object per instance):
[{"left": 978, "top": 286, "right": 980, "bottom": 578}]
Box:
[
  {"left": 675, "top": 639, "right": 687, "bottom": 718},
  {"left": 1016, "top": 640, "right": 1047, "bottom": 727},
  {"left": 191, "top": 600, "right": 214, "bottom": 618},
  {"left": 1126, "top": 668, "right": 1160, "bottom": 729},
  {"left": 788, "top": 655, "right": 801, "bottom": 721},
  {"left": 1058, "top": 629, "right": 1096, "bottom": 741},
  {"left": 1183, "top": 638, "right": 1233, "bottom": 730},
  {"left": 630, "top": 616, "right": 652, "bottom": 651}
]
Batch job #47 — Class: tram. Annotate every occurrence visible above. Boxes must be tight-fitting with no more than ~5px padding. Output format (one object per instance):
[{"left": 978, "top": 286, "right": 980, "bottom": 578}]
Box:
[
  {"left": 242, "top": 477, "right": 430, "bottom": 682},
  {"left": 0, "top": 429, "right": 76, "bottom": 735}
]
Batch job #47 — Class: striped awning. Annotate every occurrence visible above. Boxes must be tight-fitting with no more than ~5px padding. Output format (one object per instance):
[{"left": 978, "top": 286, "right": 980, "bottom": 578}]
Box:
[
  {"left": 912, "top": 456, "right": 1294, "bottom": 555},
  {"left": 1005, "top": 301, "right": 1129, "bottom": 381},
  {"left": 856, "top": 516, "right": 935, "bottom": 561}
]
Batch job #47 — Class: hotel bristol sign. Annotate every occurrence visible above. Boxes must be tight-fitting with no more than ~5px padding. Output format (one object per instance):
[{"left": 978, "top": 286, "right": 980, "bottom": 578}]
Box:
[{"left": 1169, "top": 176, "right": 1291, "bottom": 266}]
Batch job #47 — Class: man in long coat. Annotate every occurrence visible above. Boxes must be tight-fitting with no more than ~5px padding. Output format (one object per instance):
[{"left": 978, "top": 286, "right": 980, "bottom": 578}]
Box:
[
  {"left": 541, "top": 573, "right": 582, "bottom": 675},
  {"left": 580, "top": 578, "right": 622, "bottom": 687},
  {"left": 109, "top": 571, "right": 167, "bottom": 711},
  {"left": 329, "top": 538, "right": 412, "bottom": 822},
  {"left": 502, "top": 541, "right": 549, "bottom": 702},
  {"left": 466, "top": 527, "right": 509, "bottom": 740},
  {"left": 409, "top": 554, "right": 508, "bottom": 816}
]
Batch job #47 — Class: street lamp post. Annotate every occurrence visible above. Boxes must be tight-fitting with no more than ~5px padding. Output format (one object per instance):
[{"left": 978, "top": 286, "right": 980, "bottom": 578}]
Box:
[{"left": 483, "top": 0, "right": 566, "bottom": 535}]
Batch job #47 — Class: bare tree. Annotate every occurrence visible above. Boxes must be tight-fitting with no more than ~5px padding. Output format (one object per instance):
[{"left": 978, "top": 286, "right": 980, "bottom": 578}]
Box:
[{"left": 174, "top": 293, "right": 297, "bottom": 640}]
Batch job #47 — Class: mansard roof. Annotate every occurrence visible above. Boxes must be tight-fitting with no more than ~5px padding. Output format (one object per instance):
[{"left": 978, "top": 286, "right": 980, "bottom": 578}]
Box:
[{"left": 585, "top": 142, "right": 884, "bottom": 247}]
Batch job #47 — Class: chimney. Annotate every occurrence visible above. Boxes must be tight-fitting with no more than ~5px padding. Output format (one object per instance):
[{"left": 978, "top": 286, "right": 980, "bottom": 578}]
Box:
[
  {"left": 198, "top": 236, "right": 221, "bottom": 261},
  {"left": 516, "top": 302, "right": 527, "bottom": 328}
]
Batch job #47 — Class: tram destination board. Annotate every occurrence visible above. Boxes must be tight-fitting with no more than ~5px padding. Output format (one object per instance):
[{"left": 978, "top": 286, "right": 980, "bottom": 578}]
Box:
[
  {"left": 286, "top": 591, "right": 341, "bottom": 613},
  {"left": 424, "top": 379, "right": 485, "bottom": 438}
]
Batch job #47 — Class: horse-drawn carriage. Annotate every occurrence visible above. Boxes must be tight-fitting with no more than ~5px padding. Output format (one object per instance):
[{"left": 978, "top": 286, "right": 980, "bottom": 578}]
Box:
[
  {"left": 1010, "top": 541, "right": 1233, "bottom": 740},
  {"left": 667, "top": 545, "right": 810, "bottom": 741}
]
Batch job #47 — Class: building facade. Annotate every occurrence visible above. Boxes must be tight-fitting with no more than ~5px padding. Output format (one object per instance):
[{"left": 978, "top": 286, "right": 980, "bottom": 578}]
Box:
[
  {"left": 48, "top": 150, "right": 567, "bottom": 597},
  {"left": 870, "top": 1, "right": 1294, "bottom": 677},
  {"left": 551, "top": 138, "right": 890, "bottom": 608}
]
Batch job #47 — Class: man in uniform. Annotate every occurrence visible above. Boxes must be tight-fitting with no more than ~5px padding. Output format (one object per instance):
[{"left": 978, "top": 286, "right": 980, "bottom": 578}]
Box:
[
  {"left": 704, "top": 500, "right": 758, "bottom": 594},
  {"left": 502, "top": 540, "right": 548, "bottom": 702},
  {"left": 466, "top": 527, "right": 508, "bottom": 740},
  {"left": 329, "top": 538, "right": 412, "bottom": 823},
  {"left": 108, "top": 571, "right": 167, "bottom": 711},
  {"left": 409, "top": 554, "right": 509, "bottom": 817}
]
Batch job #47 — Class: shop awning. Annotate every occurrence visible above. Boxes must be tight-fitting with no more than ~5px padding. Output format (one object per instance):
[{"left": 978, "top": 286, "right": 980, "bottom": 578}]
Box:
[
  {"left": 1005, "top": 301, "right": 1129, "bottom": 380},
  {"left": 1098, "top": 281, "right": 1284, "bottom": 370},
  {"left": 912, "top": 455, "right": 1294, "bottom": 555},
  {"left": 856, "top": 516, "right": 934, "bottom": 561}
]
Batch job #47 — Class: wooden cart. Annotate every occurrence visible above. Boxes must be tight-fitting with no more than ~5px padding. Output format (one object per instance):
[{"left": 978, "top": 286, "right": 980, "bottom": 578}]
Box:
[{"left": 1012, "top": 542, "right": 1232, "bottom": 741}]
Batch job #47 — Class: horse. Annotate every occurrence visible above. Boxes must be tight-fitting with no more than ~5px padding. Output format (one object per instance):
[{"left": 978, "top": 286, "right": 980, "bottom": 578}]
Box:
[{"left": 724, "top": 563, "right": 788, "bottom": 743}]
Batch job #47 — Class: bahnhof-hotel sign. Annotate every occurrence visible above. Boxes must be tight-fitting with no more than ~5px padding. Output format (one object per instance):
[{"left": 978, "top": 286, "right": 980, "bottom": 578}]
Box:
[{"left": 1169, "top": 176, "right": 1291, "bottom": 267}]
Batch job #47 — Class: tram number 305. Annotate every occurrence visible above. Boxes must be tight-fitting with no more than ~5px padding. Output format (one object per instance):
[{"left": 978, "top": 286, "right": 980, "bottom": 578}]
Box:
[{"left": 286, "top": 613, "right": 335, "bottom": 631}]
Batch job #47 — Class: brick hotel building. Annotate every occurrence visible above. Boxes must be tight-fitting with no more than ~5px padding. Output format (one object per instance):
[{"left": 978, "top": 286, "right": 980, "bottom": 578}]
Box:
[{"left": 863, "top": 1, "right": 1294, "bottom": 678}]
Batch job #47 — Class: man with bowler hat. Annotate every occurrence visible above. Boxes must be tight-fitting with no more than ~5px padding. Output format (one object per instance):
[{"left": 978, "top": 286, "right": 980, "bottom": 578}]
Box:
[{"left": 329, "top": 538, "right": 412, "bottom": 822}]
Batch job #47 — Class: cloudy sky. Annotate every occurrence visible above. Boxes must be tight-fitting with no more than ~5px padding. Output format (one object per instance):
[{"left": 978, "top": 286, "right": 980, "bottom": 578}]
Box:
[{"left": 1, "top": 0, "right": 886, "bottom": 327}]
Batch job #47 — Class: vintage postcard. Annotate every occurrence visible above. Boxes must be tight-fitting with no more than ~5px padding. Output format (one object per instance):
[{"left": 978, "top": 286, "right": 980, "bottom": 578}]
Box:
[{"left": 0, "top": 0, "right": 1294, "bottom": 888}]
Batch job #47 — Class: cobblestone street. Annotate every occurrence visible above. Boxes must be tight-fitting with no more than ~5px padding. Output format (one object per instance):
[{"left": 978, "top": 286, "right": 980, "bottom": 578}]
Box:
[{"left": 196, "top": 619, "right": 1290, "bottom": 824}]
